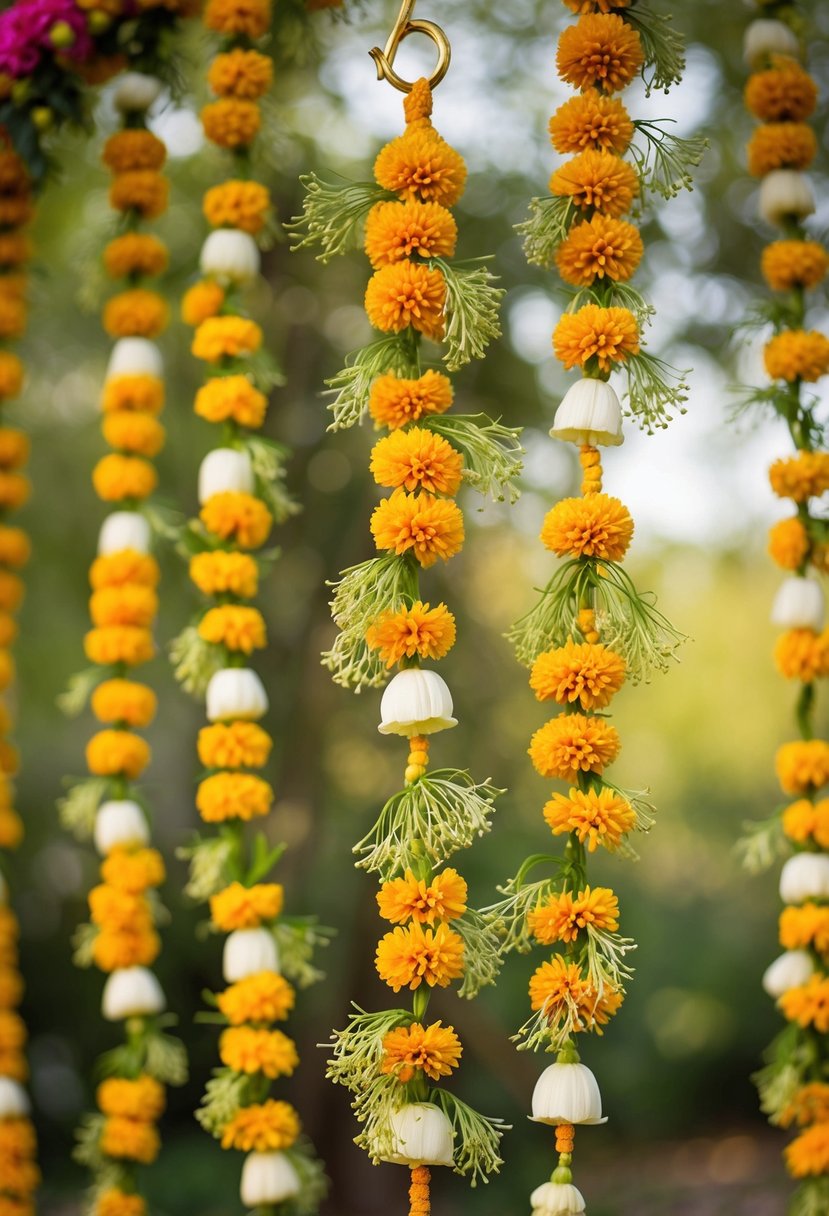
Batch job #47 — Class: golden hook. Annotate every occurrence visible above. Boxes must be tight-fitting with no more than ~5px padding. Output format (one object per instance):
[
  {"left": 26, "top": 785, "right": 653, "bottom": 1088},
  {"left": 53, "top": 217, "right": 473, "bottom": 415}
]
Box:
[{"left": 369, "top": 0, "right": 451, "bottom": 94}]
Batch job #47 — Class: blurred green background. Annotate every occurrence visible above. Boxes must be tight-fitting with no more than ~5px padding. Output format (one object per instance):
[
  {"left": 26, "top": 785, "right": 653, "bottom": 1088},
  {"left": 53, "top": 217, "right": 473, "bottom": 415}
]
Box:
[{"left": 8, "top": 1, "right": 829, "bottom": 1213}]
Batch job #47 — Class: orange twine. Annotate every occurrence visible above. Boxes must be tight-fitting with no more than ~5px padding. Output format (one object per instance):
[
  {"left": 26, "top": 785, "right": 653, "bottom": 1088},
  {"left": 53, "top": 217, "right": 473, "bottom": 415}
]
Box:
[
  {"left": 405, "top": 734, "right": 430, "bottom": 785},
  {"left": 555, "top": 1122, "right": 575, "bottom": 1154},
  {"left": 409, "top": 1164, "right": 431, "bottom": 1216},
  {"left": 580, "top": 445, "right": 602, "bottom": 496}
]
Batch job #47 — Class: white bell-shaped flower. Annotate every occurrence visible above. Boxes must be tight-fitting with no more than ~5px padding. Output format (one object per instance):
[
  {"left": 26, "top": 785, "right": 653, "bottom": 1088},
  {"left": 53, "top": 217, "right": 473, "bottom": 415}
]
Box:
[
  {"left": 113, "top": 72, "right": 164, "bottom": 114},
  {"left": 531, "top": 1181, "right": 587, "bottom": 1216},
  {"left": 106, "top": 337, "right": 163, "bottom": 381},
  {"left": 198, "top": 447, "right": 254, "bottom": 505},
  {"left": 779, "top": 853, "right": 829, "bottom": 904},
  {"left": 759, "top": 170, "right": 816, "bottom": 228},
  {"left": 240, "top": 1151, "right": 302, "bottom": 1207},
  {"left": 0, "top": 1077, "right": 29, "bottom": 1118},
  {"left": 550, "top": 379, "right": 624, "bottom": 448},
  {"left": 383, "top": 1102, "right": 455, "bottom": 1167},
  {"left": 743, "top": 19, "right": 800, "bottom": 69},
  {"left": 102, "top": 966, "right": 166, "bottom": 1021},
  {"left": 94, "top": 800, "right": 150, "bottom": 856},
  {"left": 206, "top": 668, "right": 269, "bottom": 722},
  {"left": 378, "top": 669, "right": 457, "bottom": 737},
  {"left": 531, "top": 1061, "right": 606, "bottom": 1126},
  {"left": 762, "top": 949, "right": 814, "bottom": 999},
  {"left": 98, "top": 511, "right": 152, "bottom": 556},
  {"left": 223, "top": 929, "right": 279, "bottom": 984},
  {"left": 200, "top": 229, "right": 261, "bottom": 285},
  {"left": 771, "top": 577, "right": 825, "bottom": 631}
]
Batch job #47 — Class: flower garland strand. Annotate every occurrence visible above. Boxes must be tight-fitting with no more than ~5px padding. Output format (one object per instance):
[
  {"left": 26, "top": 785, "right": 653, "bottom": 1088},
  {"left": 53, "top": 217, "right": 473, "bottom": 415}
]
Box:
[
  {"left": 735, "top": 7, "right": 829, "bottom": 1212},
  {"left": 173, "top": 3, "right": 328, "bottom": 1212},
  {"left": 58, "top": 79, "right": 188, "bottom": 1216},
  {"left": 294, "top": 67, "right": 524, "bottom": 1211},
  {"left": 483, "top": 5, "right": 700, "bottom": 1214}
]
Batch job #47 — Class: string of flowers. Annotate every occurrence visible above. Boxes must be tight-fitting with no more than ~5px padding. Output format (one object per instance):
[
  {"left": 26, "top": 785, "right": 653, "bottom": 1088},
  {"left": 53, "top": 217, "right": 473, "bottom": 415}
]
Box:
[
  {"left": 482, "top": 4, "right": 701, "bottom": 1214},
  {"left": 58, "top": 73, "right": 188, "bottom": 1216},
  {"left": 292, "top": 63, "right": 523, "bottom": 1212},
  {"left": 171, "top": 2, "right": 330, "bottom": 1212},
  {"left": 734, "top": 8, "right": 829, "bottom": 1214}
]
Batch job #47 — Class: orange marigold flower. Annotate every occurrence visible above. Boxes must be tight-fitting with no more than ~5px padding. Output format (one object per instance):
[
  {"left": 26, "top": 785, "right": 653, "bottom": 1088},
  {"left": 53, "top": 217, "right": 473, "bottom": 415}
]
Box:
[
  {"left": 221, "top": 1099, "right": 300, "bottom": 1152},
  {"left": 0, "top": 297, "right": 26, "bottom": 340},
  {"left": 549, "top": 149, "right": 639, "bottom": 217},
  {"left": 198, "top": 721, "right": 272, "bottom": 770},
  {"left": 196, "top": 771, "right": 273, "bottom": 823},
  {"left": 556, "top": 215, "right": 643, "bottom": 287},
  {"left": 554, "top": 304, "right": 639, "bottom": 372},
  {"left": 381, "top": 1020, "right": 462, "bottom": 1083},
  {"left": 0, "top": 352, "right": 24, "bottom": 400},
  {"left": 0, "top": 526, "right": 29, "bottom": 568},
  {"left": 89, "top": 879, "right": 148, "bottom": 930},
  {"left": 208, "top": 48, "right": 273, "bottom": 99},
  {"left": 370, "top": 487, "right": 464, "bottom": 567},
  {"left": 100, "top": 1116, "right": 159, "bottom": 1165},
  {"left": 562, "top": 0, "right": 632, "bottom": 14},
  {"left": 748, "top": 122, "right": 817, "bottom": 176},
  {"left": 557, "top": 13, "right": 643, "bottom": 94},
  {"left": 369, "top": 369, "right": 453, "bottom": 430},
  {"left": 531, "top": 641, "right": 626, "bottom": 711},
  {"left": 762, "top": 241, "right": 828, "bottom": 293},
  {"left": 103, "top": 234, "right": 168, "bottom": 280},
  {"left": 529, "top": 954, "right": 623, "bottom": 1031},
  {"left": 377, "top": 867, "right": 467, "bottom": 925},
  {"left": 780, "top": 979, "right": 829, "bottom": 1035},
  {"left": 194, "top": 376, "right": 267, "bottom": 428},
  {"left": 101, "top": 847, "right": 165, "bottom": 894},
  {"left": 774, "top": 628, "right": 829, "bottom": 682},
  {"left": 109, "top": 171, "right": 169, "bottom": 219},
  {"left": 189, "top": 550, "right": 259, "bottom": 599},
  {"left": 92, "top": 454, "right": 157, "bottom": 502},
  {"left": 370, "top": 427, "right": 463, "bottom": 496},
  {"left": 541, "top": 492, "right": 633, "bottom": 561},
  {"left": 376, "top": 921, "right": 465, "bottom": 992},
  {"left": 86, "top": 730, "right": 150, "bottom": 779},
  {"left": 0, "top": 196, "right": 33, "bottom": 228},
  {"left": 776, "top": 740, "right": 829, "bottom": 795},
  {"left": 101, "top": 374, "right": 164, "bottom": 416},
  {"left": 364, "top": 200, "right": 457, "bottom": 269},
  {"left": 91, "top": 679, "right": 157, "bottom": 728},
  {"left": 210, "top": 881, "right": 283, "bottom": 930},
  {"left": 0, "top": 807, "right": 23, "bottom": 850},
  {"left": 765, "top": 330, "right": 829, "bottom": 384},
  {"left": 102, "top": 130, "right": 166, "bottom": 173},
  {"left": 219, "top": 1027, "right": 298, "bottom": 1078},
  {"left": 785, "top": 1122, "right": 829, "bottom": 1178},
  {"left": 782, "top": 799, "right": 829, "bottom": 849},
  {"left": 366, "top": 600, "right": 456, "bottom": 667},
  {"left": 201, "top": 99, "right": 261, "bottom": 149},
  {"left": 528, "top": 885, "right": 619, "bottom": 945},
  {"left": 102, "top": 412, "right": 165, "bottom": 459},
  {"left": 0, "top": 1009, "right": 25, "bottom": 1052},
  {"left": 549, "top": 92, "right": 633, "bottom": 155},
  {"left": 530, "top": 713, "right": 621, "bottom": 781},
  {"left": 89, "top": 585, "right": 158, "bottom": 629},
  {"left": 769, "top": 451, "right": 829, "bottom": 502},
  {"left": 365, "top": 261, "right": 446, "bottom": 340},
  {"left": 780, "top": 1082, "right": 829, "bottom": 1129},
  {"left": 0, "top": 1154, "right": 37, "bottom": 1195},
  {"left": 200, "top": 491, "right": 272, "bottom": 549},
  {"left": 0, "top": 427, "right": 27, "bottom": 468},
  {"left": 192, "top": 316, "right": 263, "bottom": 363},
  {"left": 0, "top": 232, "right": 33, "bottom": 269},
  {"left": 97, "top": 1075, "right": 165, "bottom": 1121},
  {"left": 217, "top": 971, "right": 295, "bottom": 1025},
  {"left": 92, "top": 925, "right": 160, "bottom": 971},
  {"left": 198, "top": 604, "right": 267, "bottom": 654},
  {"left": 0, "top": 1115, "right": 35, "bottom": 1158},
  {"left": 95, "top": 1189, "right": 146, "bottom": 1216},
  {"left": 374, "top": 130, "right": 467, "bottom": 206},
  {"left": 0, "top": 614, "right": 16, "bottom": 649},
  {"left": 203, "top": 180, "right": 271, "bottom": 234},
  {"left": 0, "top": 470, "right": 29, "bottom": 510},
  {"left": 768, "top": 517, "right": 809, "bottom": 571},
  {"left": 204, "top": 0, "right": 271, "bottom": 38},
  {"left": 90, "top": 552, "right": 159, "bottom": 590},
  {"left": 181, "top": 281, "right": 225, "bottom": 327},
  {"left": 746, "top": 62, "right": 818, "bottom": 122},
  {"left": 0, "top": 969, "right": 23, "bottom": 1008}
]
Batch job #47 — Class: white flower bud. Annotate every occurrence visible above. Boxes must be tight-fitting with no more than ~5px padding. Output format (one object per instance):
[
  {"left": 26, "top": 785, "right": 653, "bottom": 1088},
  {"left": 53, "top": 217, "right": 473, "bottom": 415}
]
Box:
[
  {"left": 206, "top": 668, "right": 269, "bottom": 722},
  {"left": 762, "top": 949, "right": 814, "bottom": 999},
  {"left": 200, "top": 229, "right": 261, "bottom": 285},
  {"left": 106, "top": 337, "right": 163, "bottom": 381},
  {"left": 378, "top": 669, "right": 457, "bottom": 738},
  {"left": 550, "top": 379, "right": 624, "bottom": 448},
  {"left": 759, "top": 170, "right": 815, "bottom": 228},
  {"left": 743, "top": 19, "right": 800, "bottom": 69},
  {"left": 223, "top": 929, "right": 279, "bottom": 983},
  {"left": 531, "top": 1061, "right": 606, "bottom": 1126},
  {"left": 240, "top": 1152, "right": 302, "bottom": 1207},
  {"left": 98, "top": 511, "right": 152, "bottom": 557},
  {"left": 198, "top": 447, "right": 254, "bottom": 505},
  {"left": 102, "top": 967, "right": 166, "bottom": 1021},
  {"left": 531, "top": 1181, "right": 587, "bottom": 1216},
  {"left": 94, "top": 800, "right": 150, "bottom": 856},
  {"left": 780, "top": 853, "right": 829, "bottom": 904},
  {"left": 0, "top": 1078, "right": 29, "bottom": 1118},
  {"left": 383, "top": 1103, "right": 455, "bottom": 1167},
  {"left": 113, "top": 72, "right": 163, "bottom": 114},
  {"left": 771, "top": 577, "right": 825, "bottom": 631}
]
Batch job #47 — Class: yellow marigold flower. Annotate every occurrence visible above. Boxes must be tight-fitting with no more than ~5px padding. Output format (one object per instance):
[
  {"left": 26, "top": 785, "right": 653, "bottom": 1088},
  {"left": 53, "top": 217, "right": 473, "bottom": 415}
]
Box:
[
  {"left": 204, "top": 0, "right": 271, "bottom": 37},
  {"left": 221, "top": 1099, "right": 300, "bottom": 1152},
  {"left": 0, "top": 526, "right": 29, "bottom": 568},
  {"left": 88, "top": 884, "right": 151, "bottom": 930},
  {"left": 95, "top": 1189, "right": 146, "bottom": 1216},
  {"left": 377, "top": 867, "right": 467, "bottom": 925},
  {"left": 101, "top": 374, "right": 164, "bottom": 416},
  {"left": 208, "top": 48, "right": 273, "bottom": 99},
  {"left": 91, "top": 679, "right": 157, "bottom": 728},
  {"left": 90, "top": 584, "right": 158, "bottom": 629},
  {"left": 528, "top": 885, "right": 619, "bottom": 945},
  {"left": 109, "top": 171, "right": 168, "bottom": 219},
  {"left": 201, "top": 99, "right": 261, "bottom": 149},
  {"left": 101, "top": 847, "right": 165, "bottom": 894},
  {"left": 0, "top": 352, "right": 23, "bottom": 400},
  {"left": 562, "top": 0, "right": 631, "bottom": 14},
  {"left": 102, "top": 130, "right": 166, "bottom": 173},
  {"left": 0, "top": 471, "right": 29, "bottom": 510},
  {"left": 198, "top": 604, "right": 266, "bottom": 655},
  {"left": 775, "top": 628, "right": 829, "bottom": 681},
  {"left": 556, "top": 215, "right": 643, "bottom": 287},
  {"left": 776, "top": 739, "right": 829, "bottom": 795},
  {"left": 745, "top": 61, "right": 818, "bottom": 122},
  {"left": 370, "top": 427, "right": 463, "bottom": 496},
  {"left": 768, "top": 516, "right": 809, "bottom": 571},
  {"left": 762, "top": 241, "right": 828, "bottom": 293},
  {"left": 530, "top": 713, "right": 621, "bottom": 781},
  {"left": 366, "top": 600, "right": 456, "bottom": 668},
  {"left": 782, "top": 798, "right": 829, "bottom": 849},
  {"left": 765, "top": 330, "right": 829, "bottom": 384},
  {"left": 102, "top": 412, "right": 165, "bottom": 459},
  {"left": 0, "top": 968, "right": 23, "bottom": 1009},
  {"left": 769, "top": 451, "right": 829, "bottom": 502},
  {"left": 100, "top": 1116, "right": 160, "bottom": 1165},
  {"left": 364, "top": 200, "right": 457, "bottom": 269},
  {"left": 748, "top": 121, "right": 817, "bottom": 176},
  {"left": 103, "top": 235, "right": 168, "bottom": 280},
  {"left": 189, "top": 550, "right": 259, "bottom": 599},
  {"left": 549, "top": 92, "right": 633, "bottom": 155},
  {"left": 200, "top": 491, "right": 272, "bottom": 549},
  {"left": 381, "top": 1020, "right": 462, "bottom": 1083},
  {"left": 374, "top": 129, "right": 467, "bottom": 206},
  {"left": 97, "top": 1076, "right": 165, "bottom": 1121},
  {"left": 92, "top": 453, "right": 157, "bottom": 502},
  {"left": 554, "top": 304, "right": 639, "bottom": 372},
  {"left": 196, "top": 771, "right": 273, "bottom": 823},
  {"left": 217, "top": 971, "right": 295, "bottom": 1026},
  {"left": 194, "top": 375, "right": 267, "bottom": 427},
  {"left": 198, "top": 721, "right": 271, "bottom": 770},
  {"left": 192, "top": 316, "right": 263, "bottom": 362},
  {"left": 0, "top": 807, "right": 23, "bottom": 850},
  {"left": 0, "top": 428, "right": 28, "bottom": 470},
  {"left": 92, "top": 925, "right": 160, "bottom": 971},
  {"left": 530, "top": 641, "right": 626, "bottom": 711},
  {"left": 181, "top": 281, "right": 225, "bottom": 327},
  {"left": 90, "top": 552, "right": 159, "bottom": 590},
  {"left": 0, "top": 232, "right": 33, "bottom": 269},
  {"left": 210, "top": 881, "right": 283, "bottom": 930},
  {"left": 541, "top": 492, "right": 633, "bottom": 561},
  {"left": 219, "top": 1026, "right": 298, "bottom": 1078},
  {"left": 785, "top": 1121, "right": 829, "bottom": 1178},
  {"left": 782, "top": 976, "right": 829, "bottom": 1034},
  {"left": 203, "top": 180, "right": 271, "bottom": 234},
  {"left": 529, "top": 954, "right": 623, "bottom": 1031},
  {"left": 365, "top": 261, "right": 446, "bottom": 340},
  {"left": 370, "top": 487, "right": 464, "bottom": 567},
  {"left": 780, "top": 904, "right": 829, "bottom": 954},
  {"left": 557, "top": 13, "right": 643, "bottom": 94},
  {"left": 549, "top": 149, "right": 639, "bottom": 217},
  {"left": 779, "top": 1082, "right": 829, "bottom": 1128},
  {"left": 376, "top": 921, "right": 465, "bottom": 992},
  {"left": 369, "top": 369, "right": 453, "bottom": 430},
  {"left": 86, "top": 730, "right": 150, "bottom": 779}
]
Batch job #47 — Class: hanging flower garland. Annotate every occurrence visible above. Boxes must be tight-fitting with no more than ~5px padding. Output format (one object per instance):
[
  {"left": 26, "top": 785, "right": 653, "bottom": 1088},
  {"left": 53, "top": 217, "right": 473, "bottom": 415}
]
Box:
[
  {"left": 735, "top": 7, "right": 829, "bottom": 1212},
  {"left": 482, "top": 5, "right": 701, "bottom": 1214},
  {"left": 292, "top": 53, "right": 524, "bottom": 1208}
]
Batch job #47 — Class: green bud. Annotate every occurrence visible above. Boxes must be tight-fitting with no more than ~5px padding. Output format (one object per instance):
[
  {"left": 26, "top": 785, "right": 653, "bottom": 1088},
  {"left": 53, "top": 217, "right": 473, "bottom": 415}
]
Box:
[
  {"left": 31, "top": 106, "right": 53, "bottom": 132},
  {"left": 10, "top": 80, "right": 30, "bottom": 105},
  {"left": 88, "top": 10, "right": 111, "bottom": 33},
  {"left": 552, "top": 1165, "right": 573, "bottom": 1185},
  {"left": 49, "top": 20, "right": 75, "bottom": 49}
]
